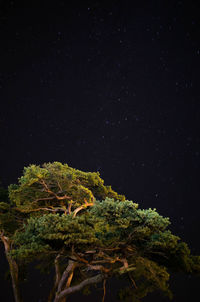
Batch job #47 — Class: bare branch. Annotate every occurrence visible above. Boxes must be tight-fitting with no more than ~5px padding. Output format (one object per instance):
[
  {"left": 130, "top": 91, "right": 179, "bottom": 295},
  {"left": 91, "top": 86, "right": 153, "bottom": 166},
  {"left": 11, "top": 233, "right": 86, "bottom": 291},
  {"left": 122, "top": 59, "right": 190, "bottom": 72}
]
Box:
[
  {"left": 86, "top": 264, "right": 110, "bottom": 274},
  {"left": 55, "top": 254, "right": 62, "bottom": 286},
  {"left": 57, "top": 260, "right": 75, "bottom": 293},
  {"left": 54, "top": 274, "right": 104, "bottom": 302},
  {"left": 57, "top": 181, "right": 63, "bottom": 192},
  {"left": 128, "top": 273, "right": 137, "bottom": 289},
  {"left": 38, "top": 179, "right": 71, "bottom": 201},
  {"left": 66, "top": 268, "right": 74, "bottom": 288},
  {"left": 102, "top": 279, "right": 106, "bottom": 302},
  {"left": 72, "top": 200, "right": 94, "bottom": 218},
  {"left": 72, "top": 252, "right": 88, "bottom": 264},
  {"left": 16, "top": 207, "right": 66, "bottom": 213},
  {"left": 85, "top": 250, "right": 96, "bottom": 254},
  {"left": 67, "top": 201, "right": 73, "bottom": 215},
  {"left": 121, "top": 258, "right": 129, "bottom": 269},
  {"left": 32, "top": 196, "right": 57, "bottom": 203},
  {"left": 0, "top": 233, "right": 10, "bottom": 252},
  {"left": 48, "top": 254, "right": 62, "bottom": 302}
]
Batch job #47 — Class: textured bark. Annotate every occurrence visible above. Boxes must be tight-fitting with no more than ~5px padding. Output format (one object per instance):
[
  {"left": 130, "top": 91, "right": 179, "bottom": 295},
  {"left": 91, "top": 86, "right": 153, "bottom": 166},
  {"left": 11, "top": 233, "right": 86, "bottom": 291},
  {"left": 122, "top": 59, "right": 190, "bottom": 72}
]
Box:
[
  {"left": 72, "top": 201, "right": 94, "bottom": 218},
  {"left": 7, "top": 256, "right": 22, "bottom": 302},
  {"left": 48, "top": 254, "right": 62, "bottom": 302},
  {"left": 50, "top": 259, "right": 75, "bottom": 302},
  {"left": 57, "top": 260, "right": 75, "bottom": 293},
  {"left": 61, "top": 263, "right": 76, "bottom": 302},
  {"left": 1, "top": 235, "right": 22, "bottom": 302},
  {"left": 54, "top": 274, "right": 104, "bottom": 302}
]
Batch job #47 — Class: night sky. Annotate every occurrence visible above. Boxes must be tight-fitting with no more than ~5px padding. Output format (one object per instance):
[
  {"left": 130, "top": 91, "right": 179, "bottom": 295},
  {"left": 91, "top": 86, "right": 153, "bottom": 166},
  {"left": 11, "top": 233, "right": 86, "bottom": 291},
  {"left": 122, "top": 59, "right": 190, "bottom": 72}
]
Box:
[{"left": 0, "top": 0, "right": 200, "bottom": 301}]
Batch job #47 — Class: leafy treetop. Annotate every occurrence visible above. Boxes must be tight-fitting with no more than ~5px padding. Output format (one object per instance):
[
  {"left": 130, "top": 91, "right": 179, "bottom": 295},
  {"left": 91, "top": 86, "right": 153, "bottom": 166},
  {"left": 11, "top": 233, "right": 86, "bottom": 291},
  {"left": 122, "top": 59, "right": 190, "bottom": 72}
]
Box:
[
  {"left": 8, "top": 162, "right": 125, "bottom": 215},
  {"left": 1, "top": 163, "right": 200, "bottom": 302},
  {"left": 11, "top": 197, "right": 200, "bottom": 301}
]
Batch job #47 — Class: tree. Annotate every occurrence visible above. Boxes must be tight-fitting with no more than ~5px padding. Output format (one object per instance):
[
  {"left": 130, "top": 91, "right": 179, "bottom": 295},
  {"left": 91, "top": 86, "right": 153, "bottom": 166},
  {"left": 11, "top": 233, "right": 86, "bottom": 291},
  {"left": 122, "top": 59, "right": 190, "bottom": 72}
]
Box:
[
  {"left": 1, "top": 162, "right": 125, "bottom": 302},
  {"left": 1, "top": 162, "right": 200, "bottom": 302},
  {"left": 0, "top": 182, "right": 27, "bottom": 302}
]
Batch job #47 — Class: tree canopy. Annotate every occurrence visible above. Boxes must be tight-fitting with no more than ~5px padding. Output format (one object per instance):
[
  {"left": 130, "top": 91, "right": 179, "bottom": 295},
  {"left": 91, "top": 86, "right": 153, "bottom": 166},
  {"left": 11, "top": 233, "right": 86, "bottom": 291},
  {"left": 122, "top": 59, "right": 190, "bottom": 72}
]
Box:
[{"left": 0, "top": 162, "right": 200, "bottom": 302}]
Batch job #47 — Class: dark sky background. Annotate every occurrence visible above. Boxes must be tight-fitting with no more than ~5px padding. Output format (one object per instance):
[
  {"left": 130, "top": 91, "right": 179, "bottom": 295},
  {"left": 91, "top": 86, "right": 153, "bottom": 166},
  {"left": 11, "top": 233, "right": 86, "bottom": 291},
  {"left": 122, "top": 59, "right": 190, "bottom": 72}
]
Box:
[{"left": 0, "top": 0, "right": 200, "bottom": 301}]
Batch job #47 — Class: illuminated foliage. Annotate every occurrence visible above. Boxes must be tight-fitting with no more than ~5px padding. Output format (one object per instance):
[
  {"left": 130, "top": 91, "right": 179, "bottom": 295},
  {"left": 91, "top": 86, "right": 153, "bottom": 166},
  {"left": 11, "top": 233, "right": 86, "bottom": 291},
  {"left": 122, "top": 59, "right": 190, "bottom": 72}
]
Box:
[{"left": 1, "top": 163, "right": 200, "bottom": 302}]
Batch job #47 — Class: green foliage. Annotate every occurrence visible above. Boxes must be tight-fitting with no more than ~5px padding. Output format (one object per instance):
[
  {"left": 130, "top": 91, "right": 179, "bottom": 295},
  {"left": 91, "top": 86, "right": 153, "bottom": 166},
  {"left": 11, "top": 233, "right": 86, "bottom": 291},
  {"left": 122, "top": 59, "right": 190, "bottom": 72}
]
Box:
[
  {"left": 0, "top": 203, "right": 19, "bottom": 235},
  {"left": 12, "top": 212, "right": 100, "bottom": 260},
  {"left": 11, "top": 197, "right": 200, "bottom": 275},
  {"left": 88, "top": 198, "right": 171, "bottom": 250},
  {"left": 8, "top": 162, "right": 125, "bottom": 212},
  {"left": 118, "top": 257, "right": 172, "bottom": 301},
  {"left": 0, "top": 184, "right": 22, "bottom": 236},
  {"left": 1, "top": 163, "right": 200, "bottom": 302}
]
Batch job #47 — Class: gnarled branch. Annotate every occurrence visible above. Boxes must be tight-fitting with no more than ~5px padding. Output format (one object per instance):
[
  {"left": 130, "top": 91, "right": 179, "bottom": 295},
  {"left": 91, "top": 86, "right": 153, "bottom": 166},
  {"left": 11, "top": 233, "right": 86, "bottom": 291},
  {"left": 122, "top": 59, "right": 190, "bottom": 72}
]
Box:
[
  {"left": 54, "top": 274, "right": 104, "bottom": 302},
  {"left": 57, "top": 260, "right": 75, "bottom": 293},
  {"left": 72, "top": 199, "right": 94, "bottom": 218},
  {"left": 38, "top": 179, "right": 71, "bottom": 201}
]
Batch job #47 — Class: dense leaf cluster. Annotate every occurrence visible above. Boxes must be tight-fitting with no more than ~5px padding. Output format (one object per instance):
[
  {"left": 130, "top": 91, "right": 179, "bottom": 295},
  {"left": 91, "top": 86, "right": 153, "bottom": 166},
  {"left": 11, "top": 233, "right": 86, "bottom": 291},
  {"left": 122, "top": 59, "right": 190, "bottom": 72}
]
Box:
[
  {"left": 0, "top": 162, "right": 200, "bottom": 302},
  {"left": 11, "top": 197, "right": 200, "bottom": 300}
]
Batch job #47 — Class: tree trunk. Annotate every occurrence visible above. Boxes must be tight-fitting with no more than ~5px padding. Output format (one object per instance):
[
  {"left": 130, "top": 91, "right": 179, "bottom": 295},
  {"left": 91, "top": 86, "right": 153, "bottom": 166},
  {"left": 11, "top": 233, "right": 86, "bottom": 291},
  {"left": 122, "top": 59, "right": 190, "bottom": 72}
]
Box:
[
  {"left": 1, "top": 234, "right": 22, "bottom": 302},
  {"left": 48, "top": 254, "right": 62, "bottom": 302},
  {"left": 54, "top": 274, "right": 104, "bottom": 302},
  {"left": 7, "top": 255, "right": 22, "bottom": 302}
]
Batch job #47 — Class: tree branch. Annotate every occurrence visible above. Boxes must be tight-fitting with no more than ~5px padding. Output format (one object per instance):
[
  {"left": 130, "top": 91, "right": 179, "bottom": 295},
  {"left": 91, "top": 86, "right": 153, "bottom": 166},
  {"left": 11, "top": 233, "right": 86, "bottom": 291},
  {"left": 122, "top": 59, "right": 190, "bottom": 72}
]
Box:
[
  {"left": 48, "top": 254, "right": 62, "bottom": 302},
  {"left": 38, "top": 179, "right": 71, "bottom": 201},
  {"left": 66, "top": 267, "right": 74, "bottom": 288},
  {"left": 0, "top": 232, "right": 10, "bottom": 252},
  {"left": 55, "top": 254, "right": 62, "bottom": 286},
  {"left": 72, "top": 200, "right": 94, "bottom": 218},
  {"left": 86, "top": 264, "right": 110, "bottom": 274},
  {"left": 16, "top": 207, "right": 66, "bottom": 213},
  {"left": 54, "top": 274, "right": 104, "bottom": 302},
  {"left": 32, "top": 196, "right": 56, "bottom": 203},
  {"left": 128, "top": 272, "right": 137, "bottom": 289},
  {"left": 102, "top": 279, "right": 106, "bottom": 302},
  {"left": 57, "top": 260, "right": 75, "bottom": 293},
  {"left": 67, "top": 201, "right": 73, "bottom": 214}
]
